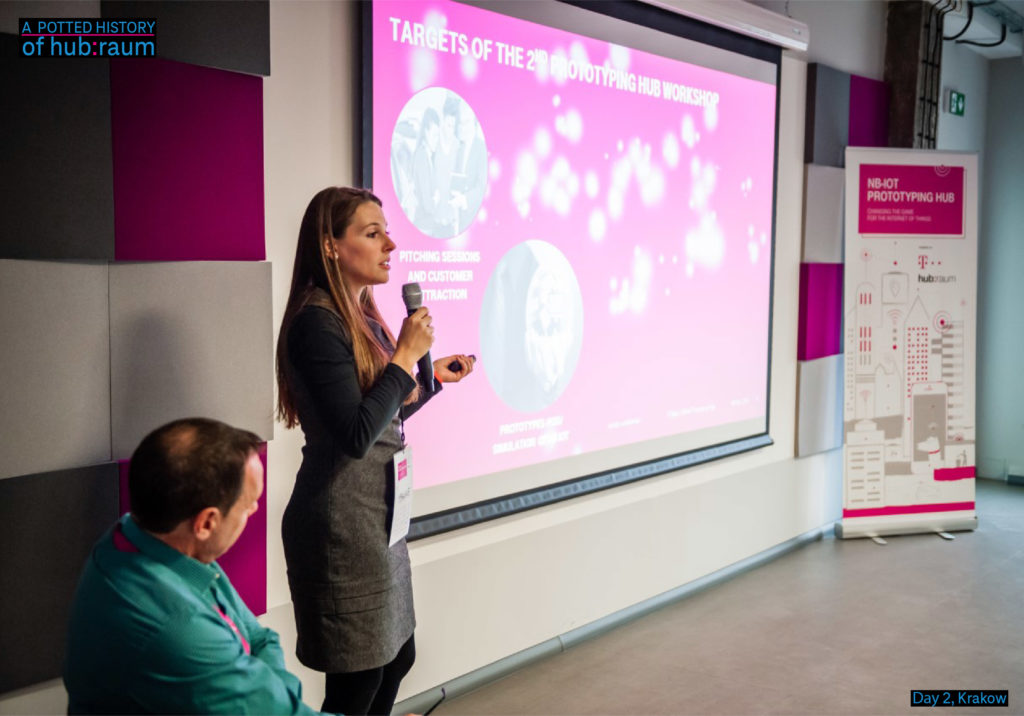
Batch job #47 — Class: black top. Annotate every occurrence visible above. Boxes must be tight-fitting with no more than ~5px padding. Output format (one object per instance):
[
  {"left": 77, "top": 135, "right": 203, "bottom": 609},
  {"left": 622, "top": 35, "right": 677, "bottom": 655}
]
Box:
[{"left": 287, "top": 307, "right": 420, "bottom": 457}]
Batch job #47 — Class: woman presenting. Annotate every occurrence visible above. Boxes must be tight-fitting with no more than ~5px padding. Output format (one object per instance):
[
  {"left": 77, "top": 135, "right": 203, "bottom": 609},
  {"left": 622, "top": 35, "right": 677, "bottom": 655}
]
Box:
[{"left": 276, "top": 187, "right": 474, "bottom": 715}]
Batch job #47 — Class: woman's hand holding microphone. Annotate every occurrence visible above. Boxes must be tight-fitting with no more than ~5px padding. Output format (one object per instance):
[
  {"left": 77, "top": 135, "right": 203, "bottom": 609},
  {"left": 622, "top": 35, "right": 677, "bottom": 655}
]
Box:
[
  {"left": 391, "top": 307, "right": 475, "bottom": 384},
  {"left": 391, "top": 307, "right": 434, "bottom": 378}
]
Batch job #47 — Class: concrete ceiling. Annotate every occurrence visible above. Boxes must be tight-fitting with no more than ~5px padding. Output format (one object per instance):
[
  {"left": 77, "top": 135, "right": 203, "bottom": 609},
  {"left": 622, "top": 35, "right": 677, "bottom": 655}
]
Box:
[
  {"left": 979, "top": 0, "right": 1024, "bottom": 32},
  {"left": 944, "top": 0, "right": 1024, "bottom": 59}
]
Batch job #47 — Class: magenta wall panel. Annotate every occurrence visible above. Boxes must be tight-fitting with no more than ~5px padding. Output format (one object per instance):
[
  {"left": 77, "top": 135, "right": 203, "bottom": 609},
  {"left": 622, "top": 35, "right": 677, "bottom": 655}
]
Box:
[
  {"left": 848, "top": 74, "right": 889, "bottom": 148},
  {"left": 217, "top": 443, "right": 268, "bottom": 616},
  {"left": 117, "top": 443, "right": 267, "bottom": 616},
  {"left": 798, "top": 263, "right": 843, "bottom": 361},
  {"left": 110, "top": 57, "right": 265, "bottom": 261}
]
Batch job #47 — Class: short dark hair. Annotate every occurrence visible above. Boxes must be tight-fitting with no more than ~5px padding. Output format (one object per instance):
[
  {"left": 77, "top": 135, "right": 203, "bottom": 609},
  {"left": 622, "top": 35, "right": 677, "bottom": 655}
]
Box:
[{"left": 129, "top": 418, "right": 262, "bottom": 534}]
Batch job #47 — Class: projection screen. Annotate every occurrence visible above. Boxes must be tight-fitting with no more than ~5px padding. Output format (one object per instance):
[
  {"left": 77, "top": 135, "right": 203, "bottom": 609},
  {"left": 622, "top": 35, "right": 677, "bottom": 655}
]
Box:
[{"left": 362, "top": 0, "right": 781, "bottom": 537}]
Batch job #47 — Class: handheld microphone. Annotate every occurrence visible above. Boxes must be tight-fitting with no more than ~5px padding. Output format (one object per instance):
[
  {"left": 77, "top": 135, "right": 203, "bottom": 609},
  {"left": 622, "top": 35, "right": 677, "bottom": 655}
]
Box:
[{"left": 401, "top": 283, "right": 435, "bottom": 394}]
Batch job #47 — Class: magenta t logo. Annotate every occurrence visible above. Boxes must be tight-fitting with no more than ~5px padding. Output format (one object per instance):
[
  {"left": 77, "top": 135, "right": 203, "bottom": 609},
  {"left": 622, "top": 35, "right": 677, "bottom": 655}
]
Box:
[{"left": 917, "top": 255, "right": 929, "bottom": 269}]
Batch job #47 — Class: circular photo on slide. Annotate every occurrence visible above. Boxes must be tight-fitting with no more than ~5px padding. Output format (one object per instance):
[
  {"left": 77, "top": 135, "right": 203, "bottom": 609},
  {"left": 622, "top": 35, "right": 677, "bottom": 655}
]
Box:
[
  {"left": 479, "top": 240, "right": 584, "bottom": 412},
  {"left": 390, "top": 87, "right": 488, "bottom": 239}
]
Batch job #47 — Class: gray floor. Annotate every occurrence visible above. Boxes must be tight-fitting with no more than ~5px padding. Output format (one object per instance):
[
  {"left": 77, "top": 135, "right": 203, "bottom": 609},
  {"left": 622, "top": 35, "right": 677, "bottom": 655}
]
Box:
[{"left": 435, "top": 479, "right": 1023, "bottom": 716}]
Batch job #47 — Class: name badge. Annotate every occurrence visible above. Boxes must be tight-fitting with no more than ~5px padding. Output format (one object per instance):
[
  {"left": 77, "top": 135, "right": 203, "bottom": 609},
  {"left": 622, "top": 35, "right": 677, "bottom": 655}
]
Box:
[{"left": 388, "top": 447, "right": 413, "bottom": 546}]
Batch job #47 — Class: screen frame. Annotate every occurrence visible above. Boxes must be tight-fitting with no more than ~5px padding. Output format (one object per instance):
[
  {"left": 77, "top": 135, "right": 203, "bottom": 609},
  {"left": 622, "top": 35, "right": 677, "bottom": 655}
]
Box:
[{"left": 360, "top": 0, "right": 782, "bottom": 539}]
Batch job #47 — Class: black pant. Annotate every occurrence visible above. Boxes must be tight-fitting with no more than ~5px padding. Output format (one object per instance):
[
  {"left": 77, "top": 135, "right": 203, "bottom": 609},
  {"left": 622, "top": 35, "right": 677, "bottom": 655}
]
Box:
[{"left": 322, "top": 635, "right": 416, "bottom": 716}]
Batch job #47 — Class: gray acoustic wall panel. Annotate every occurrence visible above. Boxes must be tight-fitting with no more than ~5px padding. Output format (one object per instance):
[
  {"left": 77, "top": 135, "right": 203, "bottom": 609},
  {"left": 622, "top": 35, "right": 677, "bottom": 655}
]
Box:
[
  {"left": 804, "top": 63, "right": 850, "bottom": 168},
  {"left": 0, "top": 462, "right": 119, "bottom": 692},
  {"left": 0, "top": 33, "right": 115, "bottom": 260},
  {"left": 101, "top": 1, "right": 269, "bottom": 76},
  {"left": 109, "top": 261, "right": 274, "bottom": 459},
  {"left": 0, "top": 260, "right": 111, "bottom": 480},
  {"left": 0, "top": 2, "right": 100, "bottom": 33},
  {"left": 797, "top": 354, "right": 844, "bottom": 457},
  {"left": 802, "top": 164, "right": 845, "bottom": 263}
]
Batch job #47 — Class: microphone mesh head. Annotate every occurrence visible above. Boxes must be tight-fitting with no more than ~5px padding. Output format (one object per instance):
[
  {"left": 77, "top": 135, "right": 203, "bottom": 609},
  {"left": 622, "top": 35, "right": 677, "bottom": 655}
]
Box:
[{"left": 402, "top": 282, "right": 423, "bottom": 310}]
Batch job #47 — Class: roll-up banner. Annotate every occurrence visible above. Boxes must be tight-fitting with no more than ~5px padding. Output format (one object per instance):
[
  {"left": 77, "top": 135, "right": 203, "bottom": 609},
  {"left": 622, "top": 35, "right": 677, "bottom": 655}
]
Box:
[{"left": 838, "top": 148, "right": 978, "bottom": 539}]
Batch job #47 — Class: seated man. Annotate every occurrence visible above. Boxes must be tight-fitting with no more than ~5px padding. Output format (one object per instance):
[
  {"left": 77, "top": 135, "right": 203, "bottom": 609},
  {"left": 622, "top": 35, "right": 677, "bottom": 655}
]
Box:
[{"left": 64, "top": 417, "right": 323, "bottom": 714}]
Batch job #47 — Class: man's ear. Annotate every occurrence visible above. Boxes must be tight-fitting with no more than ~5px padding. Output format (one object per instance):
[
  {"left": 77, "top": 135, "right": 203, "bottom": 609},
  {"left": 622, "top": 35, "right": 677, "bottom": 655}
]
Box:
[{"left": 192, "top": 507, "right": 221, "bottom": 541}]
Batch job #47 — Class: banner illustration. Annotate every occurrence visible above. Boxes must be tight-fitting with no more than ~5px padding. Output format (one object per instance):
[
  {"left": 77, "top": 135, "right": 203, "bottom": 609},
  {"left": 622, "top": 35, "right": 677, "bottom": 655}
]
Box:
[{"left": 839, "top": 149, "right": 978, "bottom": 538}]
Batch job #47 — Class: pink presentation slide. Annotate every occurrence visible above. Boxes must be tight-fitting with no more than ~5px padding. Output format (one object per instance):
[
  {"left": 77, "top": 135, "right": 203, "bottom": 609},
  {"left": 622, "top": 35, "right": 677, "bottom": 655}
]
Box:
[{"left": 371, "top": 1, "right": 777, "bottom": 490}]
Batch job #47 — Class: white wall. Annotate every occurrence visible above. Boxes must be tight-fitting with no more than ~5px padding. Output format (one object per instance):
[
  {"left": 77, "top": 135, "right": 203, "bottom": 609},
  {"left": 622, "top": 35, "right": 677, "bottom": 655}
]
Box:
[
  {"left": 751, "top": 0, "right": 887, "bottom": 79},
  {"left": 937, "top": 40, "right": 989, "bottom": 157},
  {"left": 262, "top": 0, "right": 358, "bottom": 611},
  {"left": 937, "top": 36, "right": 1024, "bottom": 481},
  {"left": 977, "top": 58, "right": 1024, "bottom": 479}
]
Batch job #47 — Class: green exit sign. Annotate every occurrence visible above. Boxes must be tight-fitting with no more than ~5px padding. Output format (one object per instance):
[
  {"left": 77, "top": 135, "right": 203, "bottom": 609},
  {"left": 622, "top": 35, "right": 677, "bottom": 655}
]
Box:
[{"left": 949, "top": 90, "right": 966, "bottom": 116}]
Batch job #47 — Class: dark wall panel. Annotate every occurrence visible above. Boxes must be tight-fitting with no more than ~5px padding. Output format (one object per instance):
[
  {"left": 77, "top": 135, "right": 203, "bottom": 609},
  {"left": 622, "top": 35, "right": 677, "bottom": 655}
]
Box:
[
  {"left": 101, "top": 0, "right": 269, "bottom": 76},
  {"left": 0, "top": 33, "right": 115, "bottom": 260},
  {"left": 804, "top": 63, "right": 851, "bottom": 168},
  {"left": 0, "top": 463, "right": 119, "bottom": 692}
]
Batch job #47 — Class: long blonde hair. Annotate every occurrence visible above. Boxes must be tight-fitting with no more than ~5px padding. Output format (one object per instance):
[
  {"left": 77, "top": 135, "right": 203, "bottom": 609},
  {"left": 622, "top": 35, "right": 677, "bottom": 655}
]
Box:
[{"left": 276, "top": 187, "right": 413, "bottom": 429}]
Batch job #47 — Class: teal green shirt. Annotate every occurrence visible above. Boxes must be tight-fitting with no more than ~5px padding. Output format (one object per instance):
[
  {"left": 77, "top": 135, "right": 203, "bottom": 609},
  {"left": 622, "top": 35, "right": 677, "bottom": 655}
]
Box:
[{"left": 64, "top": 514, "right": 323, "bottom": 715}]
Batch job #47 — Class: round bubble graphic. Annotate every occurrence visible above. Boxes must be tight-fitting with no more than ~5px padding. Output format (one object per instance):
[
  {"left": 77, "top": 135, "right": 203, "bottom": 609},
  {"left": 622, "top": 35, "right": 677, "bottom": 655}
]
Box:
[
  {"left": 390, "top": 87, "right": 488, "bottom": 239},
  {"left": 479, "top": 240, "right": 584, "bottom": 412}
]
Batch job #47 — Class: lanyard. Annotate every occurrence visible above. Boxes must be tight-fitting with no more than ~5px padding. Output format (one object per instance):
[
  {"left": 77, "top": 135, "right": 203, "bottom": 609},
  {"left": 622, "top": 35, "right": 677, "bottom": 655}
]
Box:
[{"left": 213, "top": 601, "right": 251, "bottom": 655}]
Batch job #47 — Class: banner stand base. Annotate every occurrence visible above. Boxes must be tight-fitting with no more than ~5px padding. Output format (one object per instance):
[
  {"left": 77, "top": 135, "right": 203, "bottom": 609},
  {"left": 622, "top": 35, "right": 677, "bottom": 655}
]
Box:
[{"left": 835, "top": 513, "right": 977, "bottom": 540}]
